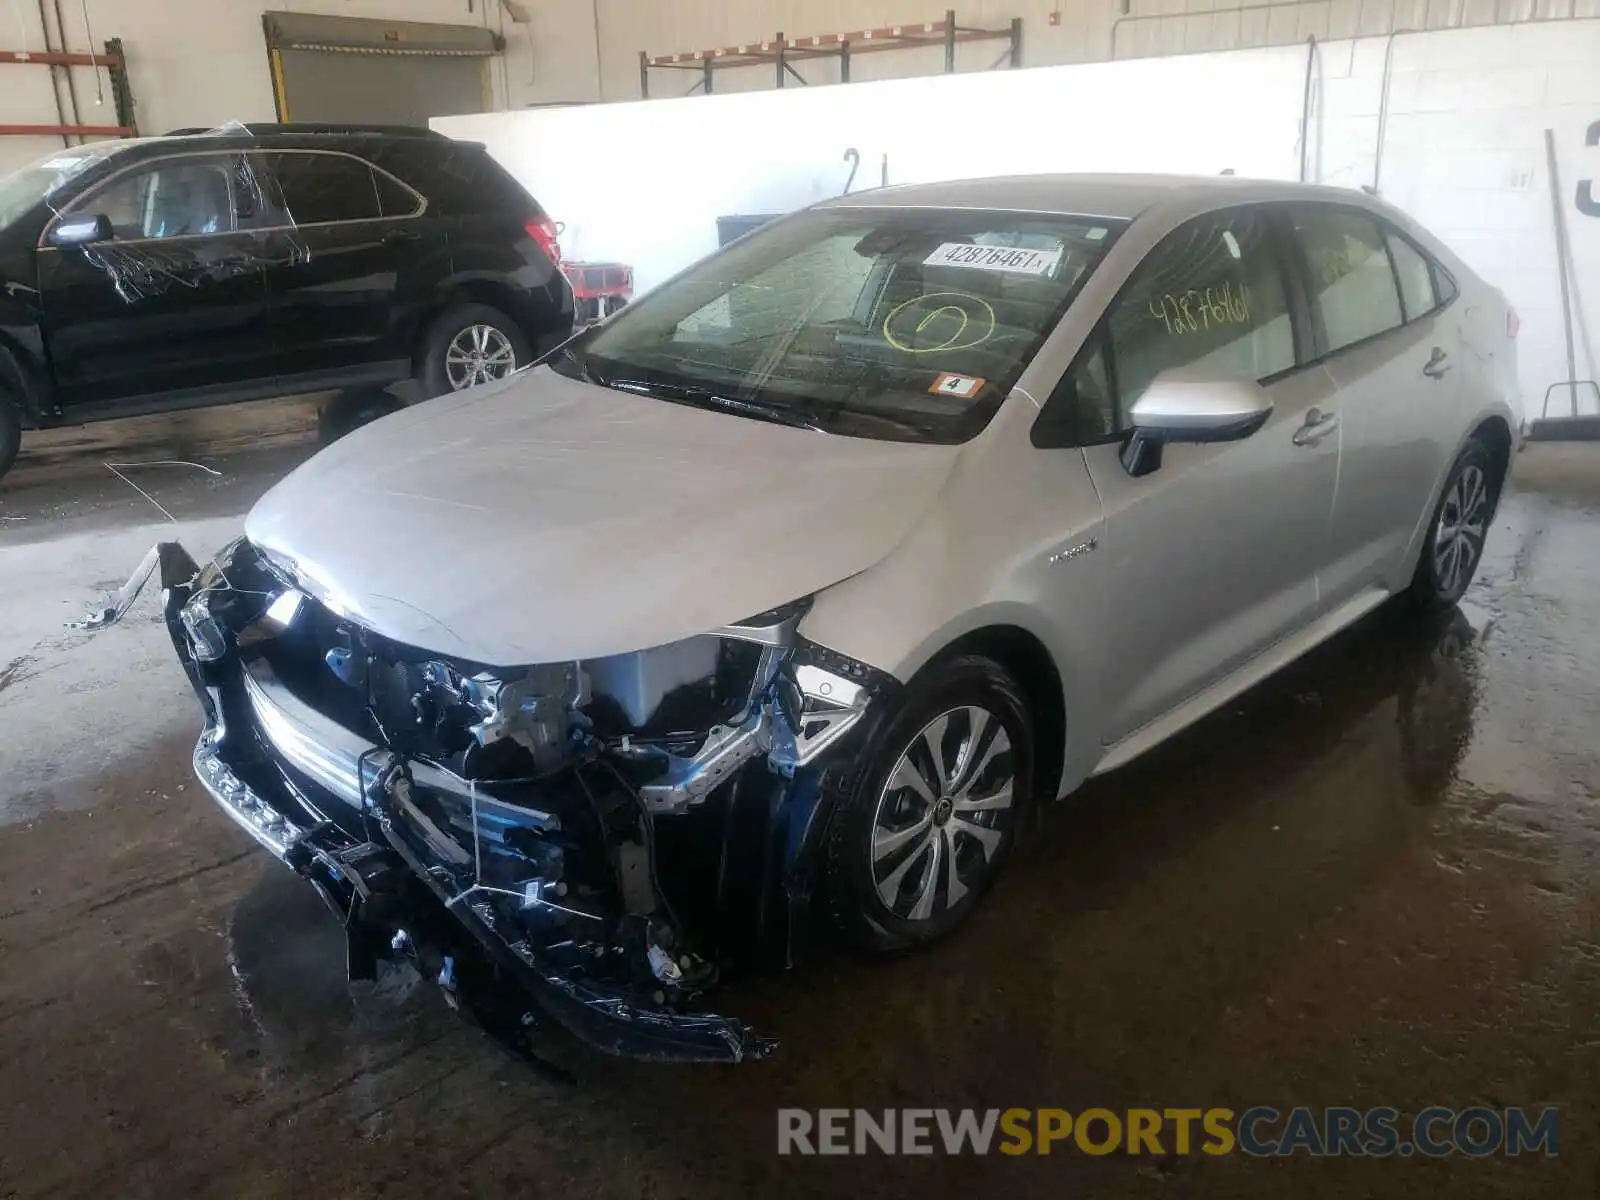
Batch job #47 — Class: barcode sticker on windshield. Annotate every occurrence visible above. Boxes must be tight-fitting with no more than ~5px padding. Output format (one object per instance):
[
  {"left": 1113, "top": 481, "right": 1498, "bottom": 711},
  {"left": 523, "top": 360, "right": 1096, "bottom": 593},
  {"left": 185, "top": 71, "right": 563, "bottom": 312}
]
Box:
[{"left": 923, "top": 243, "right": 1064, "bottom": 276}]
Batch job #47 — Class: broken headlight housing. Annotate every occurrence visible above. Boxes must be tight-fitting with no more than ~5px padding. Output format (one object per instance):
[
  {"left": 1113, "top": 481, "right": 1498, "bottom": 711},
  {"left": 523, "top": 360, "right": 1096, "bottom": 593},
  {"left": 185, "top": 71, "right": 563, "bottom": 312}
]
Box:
[{"left": 178, "top": 537, "right": 253, "bottom": 662}]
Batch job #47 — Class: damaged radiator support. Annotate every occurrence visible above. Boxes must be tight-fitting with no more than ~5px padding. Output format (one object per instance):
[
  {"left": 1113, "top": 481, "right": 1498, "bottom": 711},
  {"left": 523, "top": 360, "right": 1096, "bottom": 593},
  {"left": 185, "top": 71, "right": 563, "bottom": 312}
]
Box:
[{"left": 75, "top": 537, "right": 886, "bottom": 1063}]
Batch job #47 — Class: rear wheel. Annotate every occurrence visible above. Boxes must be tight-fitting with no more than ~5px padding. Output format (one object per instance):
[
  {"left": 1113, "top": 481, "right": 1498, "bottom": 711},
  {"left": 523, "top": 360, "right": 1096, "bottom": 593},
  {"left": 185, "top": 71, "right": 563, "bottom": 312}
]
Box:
[
  {"left": 416, "top": 303, "right": 531, "bottom": 398},
  {"left": 0, "top": 393, "right": 21, "bottom": 484},
  {"left": 825, "top": 655, "right": 1032, "bottom": 952},
  {"left": 1409, "top": 438, "right": 1497, "bottom": 608}
]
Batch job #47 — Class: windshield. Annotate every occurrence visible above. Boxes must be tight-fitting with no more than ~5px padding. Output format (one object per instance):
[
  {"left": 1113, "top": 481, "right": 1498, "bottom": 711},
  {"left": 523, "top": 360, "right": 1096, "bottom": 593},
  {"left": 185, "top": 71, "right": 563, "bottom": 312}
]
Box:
[
  {"left": 555, "top": 206, "right": 1124, "bottom": 444},
  {"left": 0, "top": 144, "right": 127, "bottom": 230}
]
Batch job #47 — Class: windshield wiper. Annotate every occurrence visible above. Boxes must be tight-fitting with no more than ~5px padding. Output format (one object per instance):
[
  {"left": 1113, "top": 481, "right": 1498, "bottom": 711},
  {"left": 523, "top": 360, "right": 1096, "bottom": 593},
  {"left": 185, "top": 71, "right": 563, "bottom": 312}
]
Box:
[
  {"left": 552, "top": 343, "right": 604, "bottom": 385},
  {"left": 607, "top": 378, "right": 827, "bottom": 433}
]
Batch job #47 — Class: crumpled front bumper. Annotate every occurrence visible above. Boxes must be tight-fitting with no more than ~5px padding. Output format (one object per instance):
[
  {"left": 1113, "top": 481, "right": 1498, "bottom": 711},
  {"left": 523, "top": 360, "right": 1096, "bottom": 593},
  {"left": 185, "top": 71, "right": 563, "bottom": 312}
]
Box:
[{"left": 144, "top": 541, "right": 775, "bottom": 1065}]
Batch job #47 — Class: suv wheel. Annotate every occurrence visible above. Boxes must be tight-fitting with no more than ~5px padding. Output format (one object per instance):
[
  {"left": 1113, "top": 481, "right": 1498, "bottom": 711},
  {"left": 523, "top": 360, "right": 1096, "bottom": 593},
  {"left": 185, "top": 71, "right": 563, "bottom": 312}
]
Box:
[
  {"left": 1409, "top": 438, "right": 1498, "bottom": 608},
  {"left": 0, "top": 394, "right": 21, "bottom": 484},
  {"left": 418, "top": 303, "right": 531, "bottom": 397},
  {"left": 824, "top": 655, "right": 1033, "bottom": 952}
]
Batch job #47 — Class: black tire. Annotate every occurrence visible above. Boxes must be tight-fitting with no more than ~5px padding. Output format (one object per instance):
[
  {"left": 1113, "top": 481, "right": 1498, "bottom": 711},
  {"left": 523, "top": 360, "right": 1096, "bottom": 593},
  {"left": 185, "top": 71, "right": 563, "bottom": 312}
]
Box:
[
  {"left": 824, "top": 654, "right": 1034, "bottom": 953},
  {"left": 1408, "top": 438, "right": 1499, "bottom": 609},
  {"left": 416, "top": 303, "right": 531, "bottom": 399},
  {"left": 0, "top": 392, "right": 20, "bottom": 485}
]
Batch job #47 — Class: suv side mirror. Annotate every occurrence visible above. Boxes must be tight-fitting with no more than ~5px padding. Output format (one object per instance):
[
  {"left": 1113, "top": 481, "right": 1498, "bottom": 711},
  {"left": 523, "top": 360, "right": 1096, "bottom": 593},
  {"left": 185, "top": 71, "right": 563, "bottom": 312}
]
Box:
[
  {"left": 1120, "top": 369, "right": 1273, "bottom": 477},
  {"left": 49, "top": 213, "right": 114, "bottom": 248}
]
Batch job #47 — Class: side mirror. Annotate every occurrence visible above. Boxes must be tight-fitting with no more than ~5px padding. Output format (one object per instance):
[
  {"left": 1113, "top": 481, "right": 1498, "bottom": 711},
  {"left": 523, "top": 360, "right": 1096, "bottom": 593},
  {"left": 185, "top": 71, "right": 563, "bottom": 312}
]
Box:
[
  {"left": 1120, "top": 369, "right": 1273, "bottom": 477},
  {"left": 49, "top": 213, "right": 114, "bottom": 248}
]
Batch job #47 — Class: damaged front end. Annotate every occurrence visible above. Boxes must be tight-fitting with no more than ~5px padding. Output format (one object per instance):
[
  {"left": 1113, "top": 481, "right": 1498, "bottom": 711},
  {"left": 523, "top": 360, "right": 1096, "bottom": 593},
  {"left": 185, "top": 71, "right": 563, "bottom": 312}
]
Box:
[{"left": 107, "top": 538, "right": 890, "bottom": 1063}]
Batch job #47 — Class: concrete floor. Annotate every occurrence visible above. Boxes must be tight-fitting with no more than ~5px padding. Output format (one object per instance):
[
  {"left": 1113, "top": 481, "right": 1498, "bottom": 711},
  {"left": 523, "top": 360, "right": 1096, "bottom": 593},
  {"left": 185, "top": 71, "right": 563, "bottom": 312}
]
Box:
[{"left": 1, "top": 409, "right": 1598, "bottom": 1198}]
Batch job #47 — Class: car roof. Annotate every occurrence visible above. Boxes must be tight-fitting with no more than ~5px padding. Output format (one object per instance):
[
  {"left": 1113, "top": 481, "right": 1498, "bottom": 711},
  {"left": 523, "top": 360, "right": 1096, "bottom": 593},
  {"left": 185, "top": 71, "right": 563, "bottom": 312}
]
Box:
[
  {"left": 81, "top": 125, "right": 456, "bottom": 160},
  {"left": 822, "top": 173, "right": 1380, "bottom": 222}
]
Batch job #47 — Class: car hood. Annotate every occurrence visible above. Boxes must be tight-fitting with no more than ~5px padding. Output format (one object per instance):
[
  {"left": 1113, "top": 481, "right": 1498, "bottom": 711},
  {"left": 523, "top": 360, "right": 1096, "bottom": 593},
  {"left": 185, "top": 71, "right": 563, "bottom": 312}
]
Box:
[{"left": 245, "top": 368, "right": 961, "bottom": 665}]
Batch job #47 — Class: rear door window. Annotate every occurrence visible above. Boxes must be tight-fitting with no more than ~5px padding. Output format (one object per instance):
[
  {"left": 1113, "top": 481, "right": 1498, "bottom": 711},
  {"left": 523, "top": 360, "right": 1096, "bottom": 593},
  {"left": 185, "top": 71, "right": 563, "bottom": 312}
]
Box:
[
  {"left": 263, "top": 152, "right": 385, "bottom": 225},
  {"left": 1386, "top": 230, "right": 1438, "bottom": 322},
  {"left": 1291, "top": 208, "right": 1405, "bottom": 353}
]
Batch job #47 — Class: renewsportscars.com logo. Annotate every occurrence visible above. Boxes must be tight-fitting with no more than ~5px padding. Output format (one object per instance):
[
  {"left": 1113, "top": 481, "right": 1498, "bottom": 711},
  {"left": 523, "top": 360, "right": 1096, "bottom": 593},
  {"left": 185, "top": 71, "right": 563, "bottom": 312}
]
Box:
[{"left": 777, "top": 1106, "right": 1559, "bottom": 1158}]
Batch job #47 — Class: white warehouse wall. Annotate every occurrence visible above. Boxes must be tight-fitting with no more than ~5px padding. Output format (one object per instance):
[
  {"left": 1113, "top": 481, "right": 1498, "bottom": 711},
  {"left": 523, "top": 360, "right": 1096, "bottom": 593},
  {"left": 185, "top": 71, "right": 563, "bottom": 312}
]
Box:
[
  {"left": 437, "top": 47, "right": 1308, "bottom": 287},
  {"left": 1311, "top": 25, "right": 1600, "bottom": 420},
  {"left": 595, "top": 0, "right": 1600, "bottom": 102},
  {"left": 8, "top": 0, "right": 1600, "bottom": 177},
  {"left": 437, "top": 18, "right": 1600, "bottom": 421}
]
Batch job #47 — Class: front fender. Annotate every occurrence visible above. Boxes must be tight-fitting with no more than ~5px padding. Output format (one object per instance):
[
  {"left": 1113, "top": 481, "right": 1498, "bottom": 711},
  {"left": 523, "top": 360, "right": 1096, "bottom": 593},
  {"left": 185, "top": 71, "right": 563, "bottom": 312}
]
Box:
[{"left": 0, "top": 317, "right": 51, "bottom": 425}]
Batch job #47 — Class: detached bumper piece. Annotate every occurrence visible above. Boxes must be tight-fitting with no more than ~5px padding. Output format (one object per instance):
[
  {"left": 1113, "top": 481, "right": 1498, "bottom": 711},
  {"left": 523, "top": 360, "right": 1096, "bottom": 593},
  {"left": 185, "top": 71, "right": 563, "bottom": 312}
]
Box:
[{"left": 152, "top": 541, "right": 775, "bottom": 1064}]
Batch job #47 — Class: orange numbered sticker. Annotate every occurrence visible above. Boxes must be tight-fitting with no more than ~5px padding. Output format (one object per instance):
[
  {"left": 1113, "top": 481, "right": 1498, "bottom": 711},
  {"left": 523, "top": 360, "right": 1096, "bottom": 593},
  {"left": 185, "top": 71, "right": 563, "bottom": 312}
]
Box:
[{"left": 930, "top": 373, "right": 986, "bottom": 398}]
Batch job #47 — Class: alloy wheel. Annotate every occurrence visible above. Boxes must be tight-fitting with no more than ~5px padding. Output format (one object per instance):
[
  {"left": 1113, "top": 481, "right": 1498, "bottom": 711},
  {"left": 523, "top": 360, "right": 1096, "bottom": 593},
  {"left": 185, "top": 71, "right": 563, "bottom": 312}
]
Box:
[
  {"left": 1433, "top": 463, "right": 1489, "bottom": 597},
  {"left": 870, "top": 705, "right": 1016, "bottom": 922},
  {"left": 444, "top": 324, "right": 517, "bottom": 390}
]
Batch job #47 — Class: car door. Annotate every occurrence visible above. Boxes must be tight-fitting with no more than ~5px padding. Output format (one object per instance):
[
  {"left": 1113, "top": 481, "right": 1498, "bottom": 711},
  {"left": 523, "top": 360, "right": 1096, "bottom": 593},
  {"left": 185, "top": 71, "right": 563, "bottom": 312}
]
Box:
[
  {"left": 1041, "top": 205, "right": 1341, "bottom": 745},
  {"left": 1287, "top": 206, "right": 1464, "bottom": 608},
  {"left": 253, "top": 149, "right": 431, "bottom": 386},
  {"left": 36, "top": 152, "right": 274, "bottom": 407}
]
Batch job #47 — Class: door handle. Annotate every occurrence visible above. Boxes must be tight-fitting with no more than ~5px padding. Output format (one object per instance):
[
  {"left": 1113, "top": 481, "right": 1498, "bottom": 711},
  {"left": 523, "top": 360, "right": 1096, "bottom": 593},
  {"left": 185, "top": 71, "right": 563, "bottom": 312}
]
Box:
[
  {"left": 1292, "top": 407, "right": 1340, "bottom": 446},
  {"left": 383, "top": 227, "right": 421, "bottom": 245},
  {"left": 1423, "top": 346, "right": 1451, "bottom": 378}
]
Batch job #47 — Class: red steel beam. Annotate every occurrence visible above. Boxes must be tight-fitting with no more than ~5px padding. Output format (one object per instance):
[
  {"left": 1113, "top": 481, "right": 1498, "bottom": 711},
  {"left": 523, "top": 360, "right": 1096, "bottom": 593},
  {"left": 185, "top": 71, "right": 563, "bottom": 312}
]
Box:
[
  {"left": 0, "top": 122, "right": 134, "bottom": 136},
  {"left": 0, "top": 49, "right": 122, "bottom": 67}
]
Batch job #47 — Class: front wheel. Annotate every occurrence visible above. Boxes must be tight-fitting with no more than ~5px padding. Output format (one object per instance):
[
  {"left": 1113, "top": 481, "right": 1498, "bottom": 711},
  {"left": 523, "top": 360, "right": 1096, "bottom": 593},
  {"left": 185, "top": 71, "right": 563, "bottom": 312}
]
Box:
[
  {"left": 824, "top": 655, "right": 1033, "bottom": 952},
  {"left": 1409, "top": 438, "right": 1498, "bottom": 608},
  {"left": 416, "top": 303, "right": 531, "bottom": 398}
]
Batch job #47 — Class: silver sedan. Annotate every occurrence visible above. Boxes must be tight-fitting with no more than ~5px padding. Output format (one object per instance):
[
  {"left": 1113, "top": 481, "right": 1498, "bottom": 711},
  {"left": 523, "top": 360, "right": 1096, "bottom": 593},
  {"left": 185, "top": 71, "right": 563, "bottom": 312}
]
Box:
[{"left": 150, "top": 174, "right": 1517, "bottom": 1059}]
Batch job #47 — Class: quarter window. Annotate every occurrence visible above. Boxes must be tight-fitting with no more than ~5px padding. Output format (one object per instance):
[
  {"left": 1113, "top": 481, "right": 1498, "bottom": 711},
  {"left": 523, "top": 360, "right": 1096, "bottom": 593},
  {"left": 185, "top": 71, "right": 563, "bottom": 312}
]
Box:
[
  {"left": 1434, "top": 264, "right": 1459, "bottom": 306},
  {"left": 1387, "top": 231, "right": 1437, "bottom": 322},
  {"left": 371, "top": 169, "right": 422, "bottom": 218},
  {"left": 1292, "top": 209, "right": 1404, "bottom": 353}
]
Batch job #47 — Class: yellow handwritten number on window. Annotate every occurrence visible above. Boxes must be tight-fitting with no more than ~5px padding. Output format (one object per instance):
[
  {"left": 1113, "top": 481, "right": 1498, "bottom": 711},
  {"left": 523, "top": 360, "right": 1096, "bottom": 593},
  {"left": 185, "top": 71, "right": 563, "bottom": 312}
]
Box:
[{"left": 1148, "top": 282, "right": 1251, "bottom": 335}]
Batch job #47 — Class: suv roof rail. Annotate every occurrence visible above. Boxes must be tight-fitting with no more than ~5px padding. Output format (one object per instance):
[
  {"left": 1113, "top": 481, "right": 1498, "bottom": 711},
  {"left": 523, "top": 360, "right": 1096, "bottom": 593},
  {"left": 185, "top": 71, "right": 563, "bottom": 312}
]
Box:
[{"left": 163, "top": 122, "right": 447, "bottom": 139}]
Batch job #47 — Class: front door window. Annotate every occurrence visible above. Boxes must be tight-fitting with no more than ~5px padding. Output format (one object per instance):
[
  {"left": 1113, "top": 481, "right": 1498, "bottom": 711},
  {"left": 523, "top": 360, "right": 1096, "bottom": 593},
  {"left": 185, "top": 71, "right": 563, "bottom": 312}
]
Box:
[{"left": 71, "top": 159, "right": 237, "bottom": 241}]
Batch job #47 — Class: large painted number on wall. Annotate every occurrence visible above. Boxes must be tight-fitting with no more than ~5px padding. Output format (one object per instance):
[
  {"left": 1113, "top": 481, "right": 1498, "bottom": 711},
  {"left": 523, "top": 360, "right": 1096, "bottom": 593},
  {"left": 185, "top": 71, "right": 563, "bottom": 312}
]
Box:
[{"left": 1579, "top": 120, "right": 1600, "bottom": 218}]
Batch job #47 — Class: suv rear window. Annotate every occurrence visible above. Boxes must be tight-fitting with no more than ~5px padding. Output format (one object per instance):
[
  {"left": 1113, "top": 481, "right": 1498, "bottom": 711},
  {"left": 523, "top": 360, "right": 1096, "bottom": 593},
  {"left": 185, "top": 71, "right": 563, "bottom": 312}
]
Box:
[{"left": 421, "top": 146, "right": 541, "bottom": 217}]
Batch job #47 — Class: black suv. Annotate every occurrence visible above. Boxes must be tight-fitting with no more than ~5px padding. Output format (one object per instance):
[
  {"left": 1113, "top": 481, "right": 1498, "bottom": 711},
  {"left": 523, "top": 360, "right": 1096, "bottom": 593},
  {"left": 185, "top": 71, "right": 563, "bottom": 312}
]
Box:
[{"left": 0, "top": 123, "right": 574, "bottom": 481}]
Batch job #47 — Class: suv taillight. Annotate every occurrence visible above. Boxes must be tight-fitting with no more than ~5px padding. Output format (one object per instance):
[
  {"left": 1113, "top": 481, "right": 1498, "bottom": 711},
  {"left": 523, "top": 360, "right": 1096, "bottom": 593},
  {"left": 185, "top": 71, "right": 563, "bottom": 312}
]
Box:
[
  {"left": 1507, "top": 307, "right": 1520, "bottom": 339},
  {"left": 525, "top": 216, "right": 562, "bottom": 266}
]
